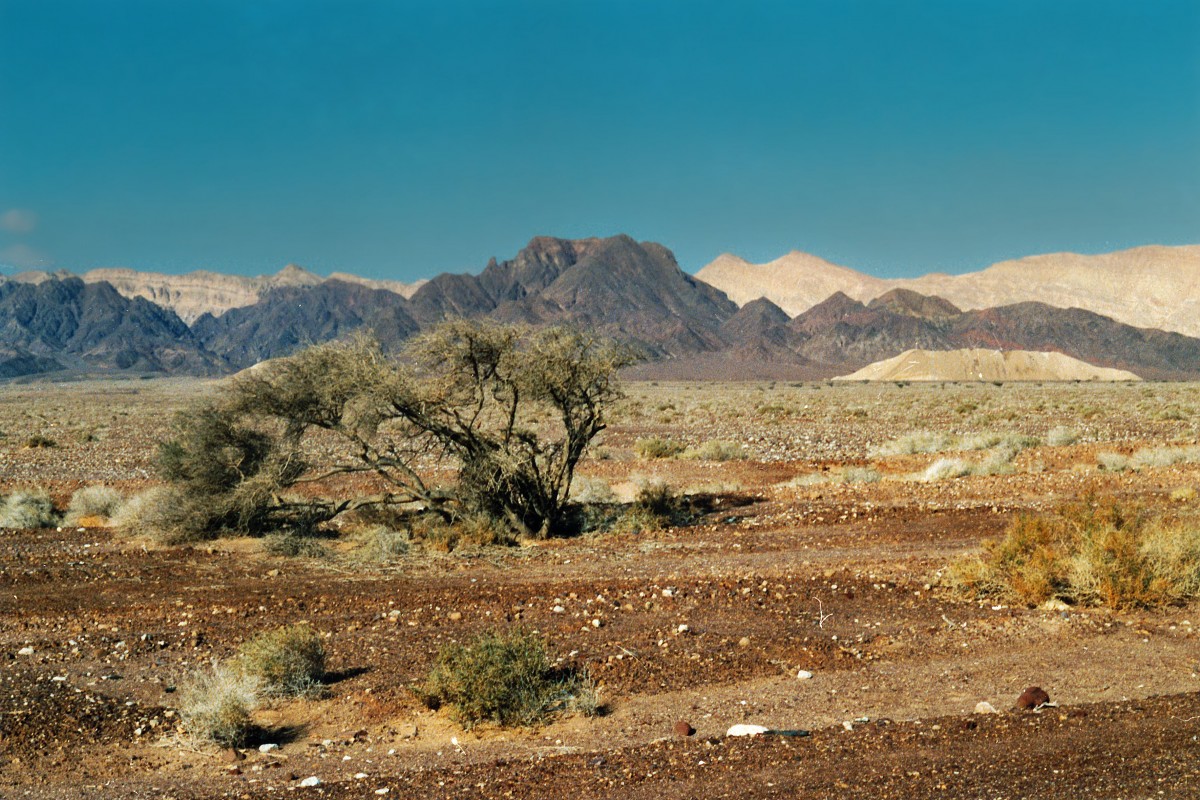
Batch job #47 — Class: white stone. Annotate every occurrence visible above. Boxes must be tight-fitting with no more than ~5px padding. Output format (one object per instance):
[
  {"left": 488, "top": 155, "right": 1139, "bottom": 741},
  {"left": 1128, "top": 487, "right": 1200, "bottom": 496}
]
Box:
[
  {"left": 842, "top": 720, "right": 854, "bottom": 731},
  {"left": 354, "top": 772, "right": 369, "bottom": 779},
  {"left": 258, "top": 743, "right": 279, "bottom": 753},
  {"left": 16, "top": 647, "right": 33, "bottom": 656},
  {"left": 299, "top": 776, "right": 322, "bottom": 787},
  {"left": 726, "top": 724, "right": 769, "bottom": 737},
  {"left": 677, "top": 624, "right": 689, "bottom": 634},
  {"left": 974, "top": 701, "right": 999, "bottom": 715},
  {"left": 552, "top": 605, "right": 566, "bottom": 614},
  {"left": 796, "top": 670, "right": 813, "bottom": 680}
]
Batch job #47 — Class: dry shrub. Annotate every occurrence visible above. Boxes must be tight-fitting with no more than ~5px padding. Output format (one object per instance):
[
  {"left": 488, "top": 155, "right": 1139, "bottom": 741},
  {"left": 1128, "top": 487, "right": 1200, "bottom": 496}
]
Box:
[
  {"left": 950, "top": 496, "right": 1200, "bottom": 609},
  {"left": 569, "top": 476, "right": 617, "bottom": 504},
  {"left": 921, "top": 458, "right": 970, "bottom": 481},
  {"left": 0, "top": 489, "right": 59, "bottom": 529},
  {"left": 350, "top": 524, "right": 410, "bottom": 562},
  {"left": 1046, "top": 426, "right": 1081, "bottom": 447},
  {"left": 682, "top": 440, "right": 748, "bottom": 461},
  {"left": 178, "top": 663, "right": 260, "bottom": 747},
  {"left": 65, "top": 485, "right": 125, "bottom": 526},
  {"left": 110, "top": 486, "right": 210, "bottom": 543},
  {"left": 412, "top": 513, "right": 516, "bottom": 553},
  {"left": 634, "top": 437, "right": 687, "bottom": 459},
  {"left": 419, "top": 628, "right": 597, "bottom": 729},
  {"left": 236, "top": 624, "right": 326, "bottom": 698}
]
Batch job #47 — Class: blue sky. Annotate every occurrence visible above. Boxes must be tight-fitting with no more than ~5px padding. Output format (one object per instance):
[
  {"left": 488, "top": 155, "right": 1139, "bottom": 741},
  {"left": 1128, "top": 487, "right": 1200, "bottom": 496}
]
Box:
[{"left": 1, "top": 0, "right": 1197, "bottom": 281}]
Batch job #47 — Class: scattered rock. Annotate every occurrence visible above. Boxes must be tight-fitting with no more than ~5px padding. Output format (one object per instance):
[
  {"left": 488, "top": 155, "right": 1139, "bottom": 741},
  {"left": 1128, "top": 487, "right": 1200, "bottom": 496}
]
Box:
[
  {"left": 676, "top": 624, "right": 689, "bottom": 634},
  {"left": 16, "top": 647, "right": 33, "bottom": 656},
  {"left": 1016, "top": 686, "right": 1051, "bottom": 710},
  {"left": 225, "top": 765, "right": 242, "bottom": 776},
  {"left": 398, "top": 722, "right": 418, "bottom": 739},
  {"left": 553, "top": 605, "right": 566, "bottom": 614},
  {"left": 222, "top": 748, "right": 246, "bottom": 763},
  {"left": 726, "top": 724, "right": 768, "bottom": 737},
  {"left": 258, "top": 743, "right": 279, "bottom": 753},
  {"left": 674, "top": 720, "right": 695, "bottom": 737},
  {"left": 974, "top": 701, "right": 998, "bottom": 715},
  {"left": 737, "top": 636, "right": 751, "bottom": 648},
  {"left": 299, "top": 776, "right": 322, "bottom": 787},
  {"left": 796, "top": 669, "right": 813, "bottom": 680},
  {"left": 842, "top": 720, "right": 854, "bottom": 731},
  {"left": 448, "top": 611, "right": 462, "bottom": 621}
]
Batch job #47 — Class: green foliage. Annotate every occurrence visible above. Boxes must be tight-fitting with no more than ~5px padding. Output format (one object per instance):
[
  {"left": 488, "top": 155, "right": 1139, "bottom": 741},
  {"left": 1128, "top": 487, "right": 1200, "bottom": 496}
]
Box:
[
  {"left": 419, "top": 628, "right": 596, "bottom": 729},
  {"left": 950, "top": 496, "right": 1200, "bottom": 609},
  {"left": 236, "top": 624, "right": 326, "bottom": 698}
]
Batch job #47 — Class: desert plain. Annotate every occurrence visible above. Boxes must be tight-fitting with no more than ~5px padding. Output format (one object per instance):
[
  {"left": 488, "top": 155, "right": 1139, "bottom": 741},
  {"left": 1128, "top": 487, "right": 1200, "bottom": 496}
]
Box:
[{"left": 1, "top": 377, "right": 1198, "bottom": 799}]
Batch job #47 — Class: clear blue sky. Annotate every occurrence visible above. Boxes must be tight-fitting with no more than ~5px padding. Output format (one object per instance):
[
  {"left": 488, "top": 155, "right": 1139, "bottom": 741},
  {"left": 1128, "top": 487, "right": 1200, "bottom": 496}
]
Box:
[{"left": 1, "top": 0, "right": 1197, "bottom": 281}]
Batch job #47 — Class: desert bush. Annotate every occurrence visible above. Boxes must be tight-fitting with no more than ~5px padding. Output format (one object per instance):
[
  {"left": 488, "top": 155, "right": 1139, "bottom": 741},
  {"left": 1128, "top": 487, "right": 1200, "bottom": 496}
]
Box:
[
  {"left": 178, "top": 663, "right": 260, "bottom": 747},
  {"left": 682, "top": 440, "right": 748, "bottom": 461},
  {"left": 236, "top": 624, "right": 326, "bottom": 698},
  {"left": 569, "top": 476, "right": 617, "bottom": 504},
  {"left": 1046, "top": 426, "right": 1081, "bottom": 447},
  {"left": 872, "top": 431, "right": 956, "bottom": 457},
  {"left": 950, "top": 497, "right": 1200, "bottom": 609},
  {"left": 0, "top": 490, "right": 59, "bottom": 529},
  {"left": 419, "top": 628, "right": 596, "bottom": 728},
  {"left": 264, "top": 532, "right": 330, "bottom": 558},
  {"left": 1096, "top": 451, "right": 1129, "bottom": 472},
  {"left": 160, "top": 323, "right": 634, "bottom": 541},
  {"left": 1130, "top": 445, "right": 1200, "bottom": 470},
  {"left": 411, "top": 513, "right": 517, "bottom": 553},
  {"left": 921, "top": 458, "right": 970, "bottom": 481},
  {"left": 64, "top": 485, "right": 125, "bottom": 526},
  {"left": 634, "top": 437, "right": 687, "bottom": 459},
  {"left": 840, "top": 466, "right": 881, "bottom": 484},
  {"left": 614, "top": 480, "right": 690, "bottom": 532},
  {"left": 23, "top": 434, "right": 56, "bottom": 449},
  {"left": 351, "top": 524, "right": 411, "bottom": 562}
]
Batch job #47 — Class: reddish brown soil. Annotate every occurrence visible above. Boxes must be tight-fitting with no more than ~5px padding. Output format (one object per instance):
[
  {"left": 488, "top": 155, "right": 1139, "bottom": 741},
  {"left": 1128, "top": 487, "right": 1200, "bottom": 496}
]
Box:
[{"left": 1, "top": 380, "right": 1198, "bottom": 798}]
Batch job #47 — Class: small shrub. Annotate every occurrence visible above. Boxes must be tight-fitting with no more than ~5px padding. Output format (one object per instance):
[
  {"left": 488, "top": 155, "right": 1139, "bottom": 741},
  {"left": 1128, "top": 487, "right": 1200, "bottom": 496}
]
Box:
[
  {"left": 1170, "top": 486, "right": 1197, "bottom": 504},
  {"left": 109, "top": 486, "right": 212, "bottom": 543},
  {"left": 1046, "top": 426, "right": 1081, "bottom": 447},
  {"left": 616, "top": 480, "right": 688, "bottom": 532},
  {"left": 264, "top": 532, "right": 330, "bottom": 558},
  {"left": 1130, "top": 445, "right": 1200, "bottom": 470},
  {"left": 949, "top": 496, "right": 1200, "bottom": 609},
  {"left": 634, "top": 437, "right": 686, "bottom": 459},
  {"left": 352, "top": 524, "right": 410, "bottom": 562},
  {"left": 24, "top": 434, "right": 57, "bottom": 449},
  {"left": 682, "top": 440, "right": 748, "bottom": 461},
  {"left": 419, "top": 628, "right": 595, "bottom": 729},
  {"left": 236, "top": 624, "right": 326, "bottom": 698},
  {"left": 839, "top": 466, "right": 881, "bottom": 484},
  {"left": 871, "top": 431, "right": 955, "bottom": 457},
  {"left": 411, "top": 513, "right": 516, "bottom": 552},
  {"left": 178, "top": 663, "right": 259, "bottom": 747},
  {"left": 1096, "top": 452, "right": 1129, "bottom": 472},
  {"left": 569, "top": 477, "right": 617, "bottom": 504},
  {"left": 921, "top": 458, "right": 970, "bottom": 482},
  {"left": 0, "top": 490, "right": 59, "bottom": 529},
  {"left": 65, "top": 485, "right": 125, "bottom": 526}
]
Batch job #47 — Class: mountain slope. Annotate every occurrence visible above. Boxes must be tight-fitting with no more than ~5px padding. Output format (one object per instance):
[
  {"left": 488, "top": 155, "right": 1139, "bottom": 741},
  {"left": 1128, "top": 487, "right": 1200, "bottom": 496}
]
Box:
[
  {"left": 192, "top": 280, "right": 420, "bottom": 369},
  {"left": 0, "top": 277, "right": 224, "bottom": 376},
  {"left": 697, "top": 245, "right": 1200, "bottom": 338}
]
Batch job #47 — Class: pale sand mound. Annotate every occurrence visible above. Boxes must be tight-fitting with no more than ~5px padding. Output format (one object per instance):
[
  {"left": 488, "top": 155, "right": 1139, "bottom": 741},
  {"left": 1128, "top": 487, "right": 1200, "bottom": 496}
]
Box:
[{"left": 833, "top": 348, "right": 1142, "bottom": 382}]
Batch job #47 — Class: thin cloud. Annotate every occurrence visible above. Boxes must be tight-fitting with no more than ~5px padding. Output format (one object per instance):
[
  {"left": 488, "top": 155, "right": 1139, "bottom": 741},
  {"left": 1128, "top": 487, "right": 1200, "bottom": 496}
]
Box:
[
  {"left": 0, "top": 208, "right": 38, "bottom": 234},
  {"left": 0, "top": 243, "right": 51, "bottom": 270}
]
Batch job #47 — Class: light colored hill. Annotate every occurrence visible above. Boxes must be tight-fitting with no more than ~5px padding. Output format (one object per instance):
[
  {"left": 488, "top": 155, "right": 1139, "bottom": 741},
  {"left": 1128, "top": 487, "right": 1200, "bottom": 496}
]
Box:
[
  {"left": 833, "top": 348, "right": 1141, "bottom": 382},
  {"left": 696, "top": 245, "right": 1200, "bottom": 337},
  {"left": 5, "top": 264, "right": 423, "bottom": 324}
]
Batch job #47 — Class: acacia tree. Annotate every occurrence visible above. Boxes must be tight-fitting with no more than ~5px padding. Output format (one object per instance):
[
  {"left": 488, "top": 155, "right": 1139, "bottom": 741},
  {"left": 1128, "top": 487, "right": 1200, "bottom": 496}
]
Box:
[{"left": 157, "top": 321, "right": 635, "bottom": 540}]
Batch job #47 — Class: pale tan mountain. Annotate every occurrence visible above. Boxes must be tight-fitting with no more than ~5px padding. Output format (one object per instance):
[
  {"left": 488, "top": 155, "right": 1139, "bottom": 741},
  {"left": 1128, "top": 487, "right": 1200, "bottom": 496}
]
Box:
[
  {"left": 328, "top": 272, "right": 426, "bottom": 298},
  {"left": 697, "top": 245, "right": 1200, "bottom": 338},
  {"left": 833, "top": 348, "right": 1141, "bottom": 382},
  {"left": 5, "top": 263, "right": 423, "bottom": 324}
]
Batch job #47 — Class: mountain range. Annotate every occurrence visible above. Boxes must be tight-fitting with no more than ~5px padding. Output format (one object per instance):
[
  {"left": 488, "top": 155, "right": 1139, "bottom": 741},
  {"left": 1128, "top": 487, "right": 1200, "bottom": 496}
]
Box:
[{"left": 2, "top": 237, "right": 1198, "bottom": 381}]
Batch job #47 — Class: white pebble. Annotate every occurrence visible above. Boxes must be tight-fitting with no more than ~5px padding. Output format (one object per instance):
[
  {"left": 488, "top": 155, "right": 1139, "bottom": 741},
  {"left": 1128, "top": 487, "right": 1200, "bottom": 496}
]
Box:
[
  {"left": 258, "top": 743, "right": 279, "bottom": 753},
  {"left": 796, "top": 669, "right": 813, "bottom": 680},
  {"left": 17, "top": 647, "right": 33, "bottom": 656},
  {"left": 299, "top": 776, "right": 322, "bottom": 787}
]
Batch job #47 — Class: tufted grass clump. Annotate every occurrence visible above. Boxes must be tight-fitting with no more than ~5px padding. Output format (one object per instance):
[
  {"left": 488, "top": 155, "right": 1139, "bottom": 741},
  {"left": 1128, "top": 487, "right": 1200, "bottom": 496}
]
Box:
[
  {"left": 65, "top": 485, "right": 126, "bottom": 526},
  {"left": 0, "top": 489, "right": 59, "bottom": 529},
  {"left": 682, "top": 440, "right": 749, "bottom": 461},
  {"left": 178, "top": 663, "right": 260, "bottom": 748},
  {"left": 634, "top": 437, "right": 687, "bottom": 459},
  {"left": 949, "top": 496, "right": 1200, "bottom": 609},
  {"left": 235, "top": 624, "right": 326, "bottom": 698},
  {"left": 419, "top": 628, "right": 598, "bottom": 729}
]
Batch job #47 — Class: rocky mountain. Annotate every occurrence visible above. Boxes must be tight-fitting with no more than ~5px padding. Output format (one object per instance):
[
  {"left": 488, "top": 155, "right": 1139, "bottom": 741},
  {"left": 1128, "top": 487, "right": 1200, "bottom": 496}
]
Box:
[
  {"left": 0, "top": 277, "right": 224, "bottom": 378},
  {"left": 4, "top": 264, "right": 424, "bottom": 325},
  {"left": 409, "top": 235, "right": 738, "bottom": 356},
  {"left": 192, "top": 280, "right": 419, "bottom": 369},
  {"left": 834, "top": 348, "right": 1141, "bottom": 382},
  {"left": 776, "top": 292, "right": 1200, "bottom": 380},
  {"left": 696, "top": 245, "right": 1200, "bottom": 338}
]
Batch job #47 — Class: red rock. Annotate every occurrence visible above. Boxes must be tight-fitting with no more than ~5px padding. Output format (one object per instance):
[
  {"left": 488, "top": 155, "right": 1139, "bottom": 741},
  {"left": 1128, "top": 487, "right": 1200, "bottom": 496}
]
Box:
[
  {"left": 221, "top": 748, "right": 245, "bottom": 763},
  {"left": 674, "top": 720, "right": 695, "bottom": 737},
  {"left": 1016, "top": 686, "right": 1050, "bottom": 710}
]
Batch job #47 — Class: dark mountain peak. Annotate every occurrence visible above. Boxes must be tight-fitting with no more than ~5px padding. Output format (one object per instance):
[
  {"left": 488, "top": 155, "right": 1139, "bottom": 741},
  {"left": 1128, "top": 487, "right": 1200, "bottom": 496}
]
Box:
[
  {"left": 789, "top": 291, "right": 869, "bottom": 332},
  {"left": 725, "top": 297, "right": 791, "bottom": 329},
  {"left": 868, "top": 288, "right": 961, "bottom": 320}
]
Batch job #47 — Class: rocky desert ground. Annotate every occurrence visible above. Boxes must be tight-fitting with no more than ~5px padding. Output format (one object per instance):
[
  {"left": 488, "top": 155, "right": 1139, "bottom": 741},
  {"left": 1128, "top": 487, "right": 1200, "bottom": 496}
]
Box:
[{"left": 1, "top": 377, "right": 1198, "bottom": 799}]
